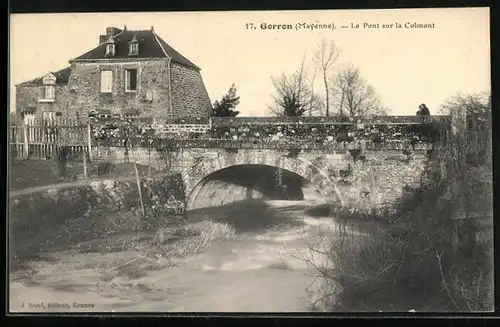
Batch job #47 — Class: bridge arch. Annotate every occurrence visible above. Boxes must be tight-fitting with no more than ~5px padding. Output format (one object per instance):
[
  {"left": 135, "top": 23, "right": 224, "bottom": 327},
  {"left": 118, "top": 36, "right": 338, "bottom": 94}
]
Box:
[{"left": 183, "top": 153, "right": 345, "bottom": 211}]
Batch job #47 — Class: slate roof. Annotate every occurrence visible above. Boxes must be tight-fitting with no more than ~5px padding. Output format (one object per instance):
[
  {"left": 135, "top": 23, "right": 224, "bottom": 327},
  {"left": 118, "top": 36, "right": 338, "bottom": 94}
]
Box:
[
  {"left": 16, "top": 67, "right": 72, "bottom": 87},
  {"left": 71, "top": 28, "right": 200, "bottom": 70}
]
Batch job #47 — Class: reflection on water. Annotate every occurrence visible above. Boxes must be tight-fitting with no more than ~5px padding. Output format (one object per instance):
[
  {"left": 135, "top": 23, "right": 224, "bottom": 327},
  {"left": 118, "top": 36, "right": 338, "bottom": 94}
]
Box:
[{"left": 10, "top": 196, "right": 346, "bottom": 312}]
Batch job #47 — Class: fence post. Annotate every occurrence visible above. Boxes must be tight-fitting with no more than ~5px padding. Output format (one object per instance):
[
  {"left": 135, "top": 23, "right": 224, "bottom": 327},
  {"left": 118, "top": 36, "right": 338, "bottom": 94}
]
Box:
[
  {"left": 82, "top": 145, "right": 88, "bottom": 178},
  {"left": 87, "top": 122, "right": 93, "bottom": 162},
  {"left": 134, "top": 162, "right": 146, "bottom": 218},
  {"left": 23, "top": 123, "right": 29, "bottom": 159},
  {"left": 82, "top": 123, "right": 88, "bottom": 178}
]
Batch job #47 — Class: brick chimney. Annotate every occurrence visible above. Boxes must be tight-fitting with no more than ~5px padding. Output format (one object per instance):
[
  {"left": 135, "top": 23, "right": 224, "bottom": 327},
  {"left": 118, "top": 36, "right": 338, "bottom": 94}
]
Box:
[
  {"left": 107, "top": 27, "right": 122, "bottom": 36},
  {"left": 100, "top": 27, "right": 122, "bottom": 44}
]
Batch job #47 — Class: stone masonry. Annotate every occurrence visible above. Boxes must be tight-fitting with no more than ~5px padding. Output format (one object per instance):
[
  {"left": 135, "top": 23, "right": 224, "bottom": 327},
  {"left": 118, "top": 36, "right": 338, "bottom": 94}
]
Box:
[
  {"left": 170, "top": 62, "right": 213, "bottom": 118},
  {"left": 95, "top": 146, "right": 427, "bottom": 213},
  {"left": 15, "top": 70, "right": 72, "bottom": 120},
  {"left": 68, "top": 60, "right": 173, "bottom": 119},
  {"left": 15, "top": 26, "right": 213, "bottom": 121}
]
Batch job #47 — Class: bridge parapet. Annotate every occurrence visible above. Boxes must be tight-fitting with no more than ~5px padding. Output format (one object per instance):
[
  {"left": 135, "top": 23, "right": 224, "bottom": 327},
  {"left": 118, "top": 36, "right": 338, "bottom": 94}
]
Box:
[
  {"left": 149, "top": 138, "right": 433, "bottom": 151},
  {"left": 92, "top": 115, "right": 450, "bottom": 149},
  {"left": 210, "top": 115, "right": 450, "bottom": 126}
]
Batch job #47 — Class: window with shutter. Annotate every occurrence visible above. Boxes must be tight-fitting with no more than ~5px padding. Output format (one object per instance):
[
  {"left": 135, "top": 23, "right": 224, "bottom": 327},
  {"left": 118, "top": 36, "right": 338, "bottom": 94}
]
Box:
[{"left": 100, "top": 70, "right": 113, "bottom": 93}]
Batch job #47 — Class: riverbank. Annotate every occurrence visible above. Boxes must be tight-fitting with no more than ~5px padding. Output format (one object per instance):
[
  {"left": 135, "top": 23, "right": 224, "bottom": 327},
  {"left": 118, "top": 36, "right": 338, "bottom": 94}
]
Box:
[{"left": 10, "top": 199, "right": 369, "bottom": 312}]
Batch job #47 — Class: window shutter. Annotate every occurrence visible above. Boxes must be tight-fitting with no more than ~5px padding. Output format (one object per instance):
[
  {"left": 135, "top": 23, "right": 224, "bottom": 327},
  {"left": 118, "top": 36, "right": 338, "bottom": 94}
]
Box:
[{"left": 101, "top": 71, "right": 113, "bottom": 93}]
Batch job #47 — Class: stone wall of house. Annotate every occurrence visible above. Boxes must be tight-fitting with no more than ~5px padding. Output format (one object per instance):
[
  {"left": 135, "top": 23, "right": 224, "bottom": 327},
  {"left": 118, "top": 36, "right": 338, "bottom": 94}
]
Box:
[
  {"left": 67, "top": 60, "right": 213, "bottom": 120},
  {"left": 15, "top": 86, "right": 38, "bottom": 112},
  {"left": 68, "top": 60, "right": 172, "bottom": 119},
  {"left": 170, "top": 62, "right": 212, "bottom": 119},
  {"left": 15, "top": 85, "right": 72, "bottom": 120}
]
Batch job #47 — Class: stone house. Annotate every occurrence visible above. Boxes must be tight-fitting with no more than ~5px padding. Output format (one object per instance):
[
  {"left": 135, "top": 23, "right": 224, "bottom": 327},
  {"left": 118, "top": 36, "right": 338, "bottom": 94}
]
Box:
[{"left": 15, "top": 26, "right": 213, "bottom": 123}]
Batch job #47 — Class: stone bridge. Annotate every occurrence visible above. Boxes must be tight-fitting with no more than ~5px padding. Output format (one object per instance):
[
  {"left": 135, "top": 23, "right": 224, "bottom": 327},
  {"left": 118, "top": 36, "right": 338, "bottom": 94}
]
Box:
[
  {"left": 180, "top": 147, "right": 428, "bottom": 211},
  {"left": 96, "top": 145, "right": 430, "bottom": 213},
  {"left": 91, "top": 115, "right": 456, "bottom": 212}
]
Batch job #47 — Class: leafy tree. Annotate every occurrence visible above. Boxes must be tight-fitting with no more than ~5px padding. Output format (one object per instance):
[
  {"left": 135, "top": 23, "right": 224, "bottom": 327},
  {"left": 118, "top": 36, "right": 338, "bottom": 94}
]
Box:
[
  {"left": 282, "top": 93, "right": 306, "bottom": 117},
  {"left": 211, "top": 84, "right": 240, "bottom": 117}
]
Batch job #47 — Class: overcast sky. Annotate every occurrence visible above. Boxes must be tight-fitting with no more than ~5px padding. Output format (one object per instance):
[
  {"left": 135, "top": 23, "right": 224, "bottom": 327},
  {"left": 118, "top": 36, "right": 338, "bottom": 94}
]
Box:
[{"left": 9, "top": 8, "right": 490, "bottom": 116}]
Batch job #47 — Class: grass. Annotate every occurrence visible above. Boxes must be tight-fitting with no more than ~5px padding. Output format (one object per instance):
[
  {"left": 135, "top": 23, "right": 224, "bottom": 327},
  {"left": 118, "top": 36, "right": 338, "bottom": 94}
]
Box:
[{"left": 9, "top": 159, "right": 159, "bottom": 191}]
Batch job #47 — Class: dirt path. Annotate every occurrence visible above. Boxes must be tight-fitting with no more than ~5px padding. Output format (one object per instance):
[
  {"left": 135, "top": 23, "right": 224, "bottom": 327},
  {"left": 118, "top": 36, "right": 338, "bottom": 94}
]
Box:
[{"left": 9, "top": 200, "right": 340, "bottom": 312}]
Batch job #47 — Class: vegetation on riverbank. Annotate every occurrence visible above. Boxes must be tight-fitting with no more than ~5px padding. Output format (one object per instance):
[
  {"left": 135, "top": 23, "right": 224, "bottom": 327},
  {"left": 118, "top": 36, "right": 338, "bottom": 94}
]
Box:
[
  {"left": 11, "top": 214, "right": 236, "bottom": 281},
  {"left": 310, "top": 92, "right": 493, "bottom": 312}
]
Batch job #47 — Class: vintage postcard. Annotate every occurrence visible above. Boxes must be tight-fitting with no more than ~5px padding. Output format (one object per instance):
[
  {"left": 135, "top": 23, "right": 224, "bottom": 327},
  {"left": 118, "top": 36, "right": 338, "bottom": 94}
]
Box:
[{"left": 8, "top": 8, "right": 492, "bottom": 313}]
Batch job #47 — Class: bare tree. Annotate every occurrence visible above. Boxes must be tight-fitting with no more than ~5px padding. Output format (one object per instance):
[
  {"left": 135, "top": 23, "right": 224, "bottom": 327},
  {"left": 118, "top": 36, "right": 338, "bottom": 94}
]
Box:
[
  {"left": 332, "top": 65, "right": 387, "bottom": 118},
  {"left": 270, "top": 54, "right": 323, "bottom": 117},
  {"left": 314, "top": 39, "right": 341, "bottom": 117},
  {"left": 307, "top": 68, "right": 321, "bottom": 116}
]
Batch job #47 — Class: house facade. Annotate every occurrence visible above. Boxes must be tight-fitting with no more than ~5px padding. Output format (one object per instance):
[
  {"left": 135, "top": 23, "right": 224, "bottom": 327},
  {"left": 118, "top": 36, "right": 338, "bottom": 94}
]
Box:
[{"left": 15, "top": 26, "right": 213, "bottom": 123}]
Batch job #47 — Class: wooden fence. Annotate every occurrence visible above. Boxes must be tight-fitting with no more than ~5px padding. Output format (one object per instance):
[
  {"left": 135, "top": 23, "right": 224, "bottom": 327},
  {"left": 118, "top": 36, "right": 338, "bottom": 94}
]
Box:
[{"left": 10, "top": 119, "right": 91, "bottom": 160}]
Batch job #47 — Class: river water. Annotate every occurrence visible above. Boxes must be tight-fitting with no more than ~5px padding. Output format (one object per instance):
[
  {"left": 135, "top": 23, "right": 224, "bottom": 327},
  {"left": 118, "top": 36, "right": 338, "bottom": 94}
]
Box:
[{"left": 10, "top": 199, "right": 348, "bottom": 313}]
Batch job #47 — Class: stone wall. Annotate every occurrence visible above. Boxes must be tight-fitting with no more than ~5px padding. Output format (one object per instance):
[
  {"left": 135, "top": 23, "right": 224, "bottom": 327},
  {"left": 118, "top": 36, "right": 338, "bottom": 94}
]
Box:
[
  {"left": 182, "top": 148, "right": 426, "bottom": 212},
  {"left": 337, "top": 151, "right": 426, "bottom": 212},
  {"left": 15, "top": 86, "right": 38, "bottom": 112},
  {"left": 68, "top": 60, "right": 172, "bottom": 119},
  {"left": 154, "top": 123, "right": 211, "bottom": 135},
  {"left": 16, "top": 60, "right": 213, "bottom": 121},
  {"left": 89, "top": 145, "right": 427, "bottom": 213},
  {"left": 91, "top": 146, "right": 172, "bottom": 172},
  {"left": 15, "top": 85, "right": 71, "bottom": 120},
  {"left": 9, "top": 174, "right": 185, "bottom": 256},
  {"left": 170, "top": 62, "right": 212, "bottom": 119}
]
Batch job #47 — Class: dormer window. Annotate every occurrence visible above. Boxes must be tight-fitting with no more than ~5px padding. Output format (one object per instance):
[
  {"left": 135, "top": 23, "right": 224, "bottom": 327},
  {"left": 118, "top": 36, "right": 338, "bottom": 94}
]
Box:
[
  {"left": 105, "top": 43, "right": 116, "bottom": 56},
  {"left": 129, "top": 34, "right": 139, "bottom": 56},
  {"left": 39, "top": 73, "right": 56, "bottom": 103},
  {"left": 105, "top": 36, "right": 116, "bottom": 57},
  {"left": 129, "top": 43, "right": 139, "bottom": 55}
]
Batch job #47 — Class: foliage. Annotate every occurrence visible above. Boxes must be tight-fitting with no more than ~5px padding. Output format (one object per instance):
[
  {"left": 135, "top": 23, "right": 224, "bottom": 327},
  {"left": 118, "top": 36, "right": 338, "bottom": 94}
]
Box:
[
  {"left": 211, "top": 84, "right": 240, "bottom": 117},
  {"left": 153, "top": 141, "right": 179, "bottom": 172},
  {"left": 308, "top": 92, "right": 493, "bottom": 312}
]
